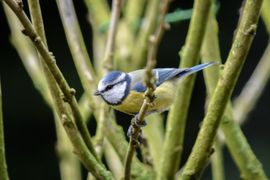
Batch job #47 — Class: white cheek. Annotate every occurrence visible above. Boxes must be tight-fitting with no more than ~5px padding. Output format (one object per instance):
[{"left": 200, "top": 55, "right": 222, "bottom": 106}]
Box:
[{"left": 103, "top": 82, "right": 127, "bottom": 104}]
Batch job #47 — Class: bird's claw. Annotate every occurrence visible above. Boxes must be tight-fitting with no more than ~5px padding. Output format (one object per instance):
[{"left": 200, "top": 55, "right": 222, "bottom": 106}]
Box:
[
  {"left": 134, "top": 115, "right": 147, "bottom": 127},
  {"left": 127, "top": 126, "right": 144, "bottom": 146}
]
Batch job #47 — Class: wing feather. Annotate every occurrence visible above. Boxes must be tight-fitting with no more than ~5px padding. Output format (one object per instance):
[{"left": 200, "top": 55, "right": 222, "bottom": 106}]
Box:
[{"left": 128, "top": 62, "right": 215, "bottom": 93}]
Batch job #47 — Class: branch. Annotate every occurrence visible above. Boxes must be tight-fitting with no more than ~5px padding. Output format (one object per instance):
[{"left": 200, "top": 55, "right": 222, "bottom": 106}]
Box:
[
  {"left": 54, "top": 113, "right": 82, "bottom": 180},
  {"left": 201, "top": 5, "right": 224, "bottom": 180},
  {"left": 143, "top": 114, "right": 164, "bottom": 170},
  {"left": 157, "top": 0, "right": 211, "bottom": 179},
  {"left": 83, "top": 0, "right": 110, "bottom": 31},
  {"left": 210, "top": 140, "right": 224, "bottom": 180},
  {"left": 233, "top": 0, "right": 270, "bottom": 124},
  {"left": 130, "top": 0, "right": 161, "bottom": 69},
  {"left": 180, "top": 0, "right": 265, "bottom": 178},
  {"left": 202, "top": 3, "right": 268, "bottom": 179},
  {"left": 233, "top": 43, "right": 270, "bottom": 124},
  {"left": 0, "top": 81, "right": 9, "bottom": 180},
  {"left": 2, "top": 1, "right": 115, "bottom": 178},
  {"left": 103, "top": 114, "right": 154, "bottom": 179},
  {"left": 27, "top": 0, "right": 83, "bottom": 179},
  {"left": 56, "top": 0, "right": 98, "bottom": 111},
  {"left": 261, "top": 0, "right": 270, "bottom": 34},
  {"left": 102, "top": 0, "right": 122, "bottom": 72},
  {"left": 124, "top": 0, "right": 146, "bottom": 33},
  {"left": 124, "top": 1, "right": 170, "bottom": 179},
  {"left": 3, "top": 3, "right": 50, "bottom": 105},
  {"left": 94, "top": 0, "right": 122, "bottom": 159},
  {"left": 61, "top": 115, "right": 113, "bottom": 180},
  {"left": 3, "top": 0, "right": 97, "bottom": 159}
]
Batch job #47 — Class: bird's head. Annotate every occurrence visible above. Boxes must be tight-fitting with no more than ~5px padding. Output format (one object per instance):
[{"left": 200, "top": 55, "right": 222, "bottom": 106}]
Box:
[{"left": 94, "top": 71, "right": 131, "bottom": 105}]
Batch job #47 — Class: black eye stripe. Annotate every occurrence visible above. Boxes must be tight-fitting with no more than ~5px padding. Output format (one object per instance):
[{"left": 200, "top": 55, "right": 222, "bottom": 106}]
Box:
[
  {"left": 105, "top": 84, "right": 113, "bottom": 90},
  {"left": 101, "top": 80, "right": 125, "bottom": 93}
]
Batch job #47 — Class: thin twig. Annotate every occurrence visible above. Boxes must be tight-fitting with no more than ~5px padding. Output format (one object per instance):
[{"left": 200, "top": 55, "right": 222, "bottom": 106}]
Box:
[
  {"left": 102, "top": 0, "right": 122, "bottom": 72},
  {"left": 180, "top": 0, "right": 265, "bottom": 178},
  {"left": 131, "top": 0, "right": 161, "bottom": 69},
  {"left": 124, "top": 1, "right": 170, "bottom": 179},
  {"left": 3, "top": 0, "right": 97, "bottom": 160},
  {"left": 234, "top": 43, "right": 270, "bottom": 124},
  {"left": 56, "top": 0, "right": 98, "bottom": 112},
  {"left": 157, "top": 0, "right": 211, "bottom": 179},
  {"left": 0, "top": 81, "right": 9, "bottom": 180},
  {"left": 103, "top": 114, "right": 155, "bottom": 179},
  {"left": 94, "top": 0, "right": 122, "bottom": 160},
  {"left": 211, "top": 139, "right": 224, "bottom": 180}
]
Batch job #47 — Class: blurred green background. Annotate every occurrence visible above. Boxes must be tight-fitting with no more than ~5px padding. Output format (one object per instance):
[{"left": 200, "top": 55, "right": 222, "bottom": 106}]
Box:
[{"left": 0, "top": 0, "right": 269, "bottom": 179}]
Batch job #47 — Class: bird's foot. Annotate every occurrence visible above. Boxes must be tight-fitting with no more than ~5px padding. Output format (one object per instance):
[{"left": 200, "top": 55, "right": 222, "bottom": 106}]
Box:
[
  {"left": 134, "top": 114, "right": 147, "bottom": 127},
  {"left": 126, "top": 115, "right": 147, "bottom": 146},
  {"left": 127, "top": 126, "right": 144, "bottom": 146}
]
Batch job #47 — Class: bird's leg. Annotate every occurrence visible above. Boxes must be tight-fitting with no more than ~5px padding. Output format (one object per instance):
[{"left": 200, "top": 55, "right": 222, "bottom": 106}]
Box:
[
  {"left": 127, "top": 115, "right": 147, "bottom": 145},
  {"left": 134, "top": 114, "right": 147, "bottom": 127}
]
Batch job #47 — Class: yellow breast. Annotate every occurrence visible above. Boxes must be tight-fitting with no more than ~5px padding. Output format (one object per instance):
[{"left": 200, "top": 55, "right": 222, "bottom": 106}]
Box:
[{"left": 113, "top": 81, "right": 176, "bottom": 115}]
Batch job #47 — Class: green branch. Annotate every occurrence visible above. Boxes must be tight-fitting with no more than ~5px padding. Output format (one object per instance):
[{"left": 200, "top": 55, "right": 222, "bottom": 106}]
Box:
[
  {"left": 157, "top": 0, "right": 211, "bottom": 179},
  {"left": 54, "top": 113, "right": 82, "bottom": 180},
  {"left": 124, "top": 1, "right": 170, "bottom": 179},
  {"left": 3, "top": 0, "right": 97, "bottom": 159},
  {"left": 130, "top": 0, "right": 160, "bottom": 69},
  {"left": 143, "top": 114, "right": 164, "bottom": 171},
  {"left": 201, "top": 5, "right": 267, "bottom": 179},
  {"left": 27, "top": 0, "right": 83, "bottom": 179},
  {"left": 3, "top": 3, "right": 50, "bottom": 105},
  {"left": 101, "top": 0, "right": 122, "bottom": 73},
  {"left": 56, "top": 0, "right": 98, "bottom": 110},
  {"left": 2, "top": 1, "right": 116, "bottom": 178},
  {"left": 201, "top": 5, "right": 224, "bottom": 180},
  {"left": 0, "top": 82, "right": 9, "bottom": 180},
  {"left": 180, "top": 0, "right": 265, "bottom": 179},
  {"left": 94, "top": 0, "right": 122, "bottom": 160},
  {"left": 210, "top": 140, "right": 224, "bottom": 180},
  {"left": 103, "top": 115, "right": 154, "bottom": 179},
  {"left": 61, "top": 115, "right": 113, "bottom": 180},
  {"left": 83, "top": 0, "right": 110, "bottom": 31},
  {"left": 233, "top": 0, "right": 270, "bottom": 124},
  {"left": 124, "top": 0, "right": 146, "bottom": 33},
  {"left": 261, "top": 0, "right": 270, "bottom": 34},
  {"left": 233, "top": 43, "right": 270, "bottom": 124}
]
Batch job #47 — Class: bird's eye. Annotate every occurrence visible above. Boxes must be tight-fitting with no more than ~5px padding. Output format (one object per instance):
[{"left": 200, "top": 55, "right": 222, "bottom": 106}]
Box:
[{"left": 105, "top": 84, "right": 114, "bottom": 91}]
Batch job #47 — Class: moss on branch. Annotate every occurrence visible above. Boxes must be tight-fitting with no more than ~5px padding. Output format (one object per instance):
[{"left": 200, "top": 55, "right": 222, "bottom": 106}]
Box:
[
  {"left": 157, "top": 0, "right": 211, "bottom": 179},
  {"left": 201, "top": 5, "right": 267, "bottom": 180},
  {"left": 180, "top": 0, "right": 265, "bottom": 179}
]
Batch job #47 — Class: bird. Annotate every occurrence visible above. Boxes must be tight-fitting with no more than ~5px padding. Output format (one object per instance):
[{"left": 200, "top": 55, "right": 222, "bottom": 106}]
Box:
[{"left": 94, "top": 62, "right": 217, "bottom": 117}]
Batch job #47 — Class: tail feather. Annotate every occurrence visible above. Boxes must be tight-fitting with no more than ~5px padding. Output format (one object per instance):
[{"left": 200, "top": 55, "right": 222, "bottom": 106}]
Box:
[{"left": 177, "top": 62, "right": 217, "bottom": 78}]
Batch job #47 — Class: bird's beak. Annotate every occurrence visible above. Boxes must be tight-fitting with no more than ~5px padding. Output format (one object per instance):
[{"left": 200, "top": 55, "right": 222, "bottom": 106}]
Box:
[{"left": 94, "top": 90, "right": 101, "bottom": 96}]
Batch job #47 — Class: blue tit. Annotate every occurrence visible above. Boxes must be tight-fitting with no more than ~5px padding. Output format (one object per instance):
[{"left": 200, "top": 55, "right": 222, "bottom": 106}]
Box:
[{"left": 94, "top": 62, "right": 216, "bottom": 116}]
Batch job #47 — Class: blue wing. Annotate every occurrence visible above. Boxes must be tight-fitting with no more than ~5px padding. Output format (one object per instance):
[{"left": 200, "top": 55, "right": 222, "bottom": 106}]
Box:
[{"left": 129, "top": 62, "right": 216, "bottom": 92}]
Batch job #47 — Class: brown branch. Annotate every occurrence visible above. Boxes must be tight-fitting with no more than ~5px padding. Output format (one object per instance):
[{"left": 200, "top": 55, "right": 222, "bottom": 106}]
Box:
[{"left": 124, "top": 1, "right": 170, "bottom": 179}]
